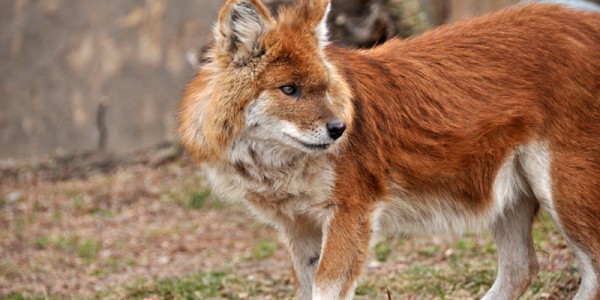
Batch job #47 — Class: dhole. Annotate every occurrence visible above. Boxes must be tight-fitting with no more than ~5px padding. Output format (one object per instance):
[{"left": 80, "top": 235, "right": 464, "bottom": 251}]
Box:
[{"left": 178, "top": 0, "right": 600, "bottom": 299}]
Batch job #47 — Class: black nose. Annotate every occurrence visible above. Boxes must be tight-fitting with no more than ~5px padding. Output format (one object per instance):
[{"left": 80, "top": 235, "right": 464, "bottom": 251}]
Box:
[{"left": 326, "top": 120, "right": 347, "bottom": 140}]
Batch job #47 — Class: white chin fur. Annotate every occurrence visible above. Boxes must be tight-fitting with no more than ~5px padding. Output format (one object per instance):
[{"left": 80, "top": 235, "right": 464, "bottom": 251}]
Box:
[
  {"left": 244, "top": 95, "right": 335, "bottom": 153},
  {"left": 282, "top": 125, "right": 335, "bottom": 153}
]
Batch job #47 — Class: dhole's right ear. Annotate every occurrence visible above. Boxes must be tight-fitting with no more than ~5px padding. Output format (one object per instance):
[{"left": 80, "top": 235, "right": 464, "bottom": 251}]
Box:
[{"left": 215, "top": 0, "right": 273, "bottom": 65}]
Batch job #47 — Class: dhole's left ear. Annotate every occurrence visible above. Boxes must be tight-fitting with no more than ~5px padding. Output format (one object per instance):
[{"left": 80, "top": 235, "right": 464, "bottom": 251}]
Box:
[
  {"left": 314, "top": 0, "right": 331, "bottom": 47},
  {"left": 291, "top": 0, "right": 331, "bottom": 48},
  {"left": 215, "top": 0, "right": 274, "bottom": 64}
]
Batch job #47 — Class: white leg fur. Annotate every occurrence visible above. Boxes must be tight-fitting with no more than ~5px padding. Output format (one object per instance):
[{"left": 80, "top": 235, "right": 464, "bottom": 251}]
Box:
[
  {"left": 482, "top": 196, "right": 539, "bottom": 300},
  {"left": 311, "top": 225, "right": 351, "bottom": 300},
  {"left": 571, "top": 245, "right": 599, "bottom": 300},
  {"left": 281, "top": 220, "right": 323, "bottom": 300},
  {"left": 572, "top": 246, "right": 599, "bottom": 300},
  {"left": 313, "top": 280, "right": 349, "bottom": 300},
  {"left": 519, "top": 142, "right": 599, "bottom": 300}
]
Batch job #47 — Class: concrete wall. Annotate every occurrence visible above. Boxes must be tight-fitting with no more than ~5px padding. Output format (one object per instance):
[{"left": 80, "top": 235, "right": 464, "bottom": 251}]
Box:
[
  {"left": 448, "top": 0, "right": 515, "bottom": 22},
  {"left": 0, "top": 0, "right": 221, "bottom": 159},
  {"left": 3, "top": 0, "right": 596, "bottom": 159}
]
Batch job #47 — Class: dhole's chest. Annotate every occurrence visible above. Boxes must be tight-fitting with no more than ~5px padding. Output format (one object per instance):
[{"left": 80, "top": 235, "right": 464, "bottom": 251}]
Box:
[{"left": 202, "top": 144, "right": 337, "bottom": 224}]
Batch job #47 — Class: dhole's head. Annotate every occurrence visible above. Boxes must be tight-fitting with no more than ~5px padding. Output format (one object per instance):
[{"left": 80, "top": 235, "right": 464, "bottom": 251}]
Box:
[{"left": 178, "top": 0, "right": 353, "bottom": 162}]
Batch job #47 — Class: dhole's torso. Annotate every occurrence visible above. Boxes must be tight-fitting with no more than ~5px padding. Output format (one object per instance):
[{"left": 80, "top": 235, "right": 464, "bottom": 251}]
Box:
[
  {"left": 180, "top": 2, "right": 600, "bottom": 298},
  {"left": 201, "top": 4, "right": 599, "bottom": 234}
]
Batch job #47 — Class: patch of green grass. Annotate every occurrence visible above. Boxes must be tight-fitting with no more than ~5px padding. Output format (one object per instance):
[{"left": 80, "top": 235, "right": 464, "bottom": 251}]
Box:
[
  {"left": 530, "top": 276, "right": 545, "bottom": 294},
  {"left": 418, "top": 245, "right": 440, "bottom": 257},
  {"left": 68, "top": 196, "right": 85, "bottom": 211},
  {"left": 32, "top": 200, "right": 43, "bottom": 212},
  {"left": 125, "top": 257, "right": 138, "bottom": 267},
  {"left": 92, "top": 256, "right": 133, "bottom": 277},
  {"left": 373, "top": 240, "right": 393, "bottom": 262},
  {"left": 187, "top": 190, "right": 211, "bottom": 210},
  {"left": 32, "top": 236, "right": 50, "bottom": 250},
  {"left": 78, "top": 238, "right": 101, "bottom": 262},
  {"left": 53, "top": 235, "right": 79, "bottom": 253},
  {"left": 393, "top": 262, "right": 494, "bottom": 298},
  {"left": 482, "top": 241, "right": 496, "bottom": 254},
  {"left": 395, "top": 265, "right": 446, "bottom": 298},
  {"left": 50, "top": 234, "right": 100, "bottom": 263},
  {"left": 533, "top": 213, "right": 557, "bottom": 245},
  {"left": 463, "top": 268, "right": 496, "bottom": 289},
  {"left": 524, "top": 269, "right": 579, "bottom": 299},
  {"left": 252, "top": 239, "right": 278, "bottom": 260},
  {"left": 3, "top": 293, "right": 60, "bottom": 300},
  {"left": 0, "top": 261, "right": 21, "bottom": 281},
  {"left": 51, "top": 211, "right": 62, "bottom": 223},
  {"left": 92, "top": 209, "right": 115, "bottom": 218},
  {"left": 455, "top": 239, "right": 471, "bottom": 250},
  {"left": 0, "top": 197, "right": 6, "bottom": 208},
  {"left": 12, "top": 217, "right": 26, "bottom": 239},
  {"left": 454, "top": 238, "right": 480, "bottom": 253},
  {"left": 208, "top": 198, "right": 226, "bottom": 209},
  {"left": 163, "top": 185, "right": 227, "bottom": 210},
  {"left": 406, "top": 264, "right": 435, "bottom": 277},
  {"left": 395, "top": 239, "right": 405, "bottom": 247},
  {"left": 355, "top": 282, "right": 378, "bottom": 297},
  {"left": 121, "top": 270, "right": 242, "bottom": 299}
]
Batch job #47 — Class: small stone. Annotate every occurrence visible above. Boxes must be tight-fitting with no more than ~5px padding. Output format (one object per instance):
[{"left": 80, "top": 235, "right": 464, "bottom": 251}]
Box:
[
  {"left": 368, "top": 260, "right": 381, "bottom": 268},
  {"left": 157, "top": 256, "right": 170, "bottom": 265},
  {"left": 6, "top": 191, "right": 23, "bottom": 203}
]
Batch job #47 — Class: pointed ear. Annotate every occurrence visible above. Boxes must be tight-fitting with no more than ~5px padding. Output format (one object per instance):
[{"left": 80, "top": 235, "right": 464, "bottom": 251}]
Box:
[
  {"left": 215, "top": 0, "right": 273, "bottom": 64},
  {"left": 284, "top": 0, "right": 331, "bottom": 48},
  {"left": 314, "top": 1, "right": 331, "bottom": 48}
]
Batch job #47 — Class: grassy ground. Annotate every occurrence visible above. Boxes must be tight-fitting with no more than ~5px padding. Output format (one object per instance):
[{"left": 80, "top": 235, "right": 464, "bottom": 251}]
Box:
[{"left": 0, "top": 149, "right": 580, "bottom": 299}]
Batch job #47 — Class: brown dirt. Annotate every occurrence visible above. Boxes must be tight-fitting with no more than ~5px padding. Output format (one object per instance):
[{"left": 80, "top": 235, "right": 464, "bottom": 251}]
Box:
[{"left": 0, "top": 146, "right": 579, "bottom": 299}]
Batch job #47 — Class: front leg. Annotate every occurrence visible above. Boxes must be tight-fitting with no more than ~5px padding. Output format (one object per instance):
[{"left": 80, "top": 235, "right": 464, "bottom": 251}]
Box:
[
  {"left": 313, "top": 206, "right": 373, "bottom": 300},
  {"left": 281, "top": 216, "right": 323, "bottom": 300}
]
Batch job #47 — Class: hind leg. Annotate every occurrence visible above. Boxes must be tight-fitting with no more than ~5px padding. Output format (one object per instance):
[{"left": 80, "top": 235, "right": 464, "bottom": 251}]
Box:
[
  {"left": 546, "top": 205, "right": 600, "bottom": 300},
  {"left": 482, "top": 196, "right": 540, "bottom": 300},
  {"left": 570, "top": 244, "right": 599, "bottom": 300},
  {"left": 521, "top": 143, "right": 600, "bottom": 299},
  {"left": 550, "top": 157, "right": 600, "bottom": 298}
]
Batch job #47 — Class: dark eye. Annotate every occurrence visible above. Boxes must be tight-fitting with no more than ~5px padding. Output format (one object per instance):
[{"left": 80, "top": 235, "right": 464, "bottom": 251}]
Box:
[{"left": 279, "top": 85, "right": 300, "bottom": 97}]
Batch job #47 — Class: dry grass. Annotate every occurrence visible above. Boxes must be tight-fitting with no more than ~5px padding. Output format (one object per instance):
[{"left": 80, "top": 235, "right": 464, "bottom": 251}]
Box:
[{"left": 0, "top": 150, "right": 580, "bottom": 299}]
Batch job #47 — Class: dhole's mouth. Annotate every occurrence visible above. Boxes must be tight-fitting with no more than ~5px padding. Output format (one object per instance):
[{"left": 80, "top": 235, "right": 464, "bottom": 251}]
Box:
[
  {"left": 301, "top": 142, "right": 331, "bottom": 150},
  {"left": 285, "top": 134, "right": 332, "bottom": 151}
]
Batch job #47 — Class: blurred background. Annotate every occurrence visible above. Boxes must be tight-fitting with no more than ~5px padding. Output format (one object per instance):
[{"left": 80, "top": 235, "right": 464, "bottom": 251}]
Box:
[
  {"left": 3, "top": 0, "right": 600, "bottom": 160},
  {"left": 2, "top": 0, "right": 558, "bottom": 161},
  {"left": 1, "top": 0, "right": 597, "bottom": 299}
]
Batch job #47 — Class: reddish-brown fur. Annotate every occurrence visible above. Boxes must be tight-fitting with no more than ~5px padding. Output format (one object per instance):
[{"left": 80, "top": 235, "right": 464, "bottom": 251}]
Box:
[
  {"left": 324, "top": 6, "right": 600, "bottom": 296},
  {"left": 179, "top": 1, "right": 600, "bottom": 298}
]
